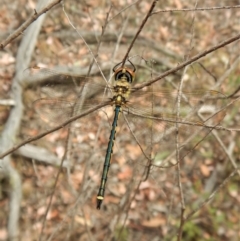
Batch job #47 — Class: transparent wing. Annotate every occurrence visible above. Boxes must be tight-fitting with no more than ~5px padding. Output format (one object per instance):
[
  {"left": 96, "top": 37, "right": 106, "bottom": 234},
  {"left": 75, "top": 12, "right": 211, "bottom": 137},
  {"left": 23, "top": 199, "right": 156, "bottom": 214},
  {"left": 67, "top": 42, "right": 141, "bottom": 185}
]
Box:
[
  {"left": 120, "top": 82, "right": 227, "bottom": 172},
  {"left": 25, "top": 67, "right": 114, "bottom": 126},
  {"left": 27, "top": 66, "right": 226, "bottom": 124}
]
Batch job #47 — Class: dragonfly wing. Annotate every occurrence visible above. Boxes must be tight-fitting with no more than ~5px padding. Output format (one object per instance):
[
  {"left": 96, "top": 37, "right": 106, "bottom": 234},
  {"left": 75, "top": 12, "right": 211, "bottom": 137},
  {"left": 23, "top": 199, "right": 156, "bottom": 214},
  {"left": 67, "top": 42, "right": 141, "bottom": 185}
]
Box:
[
  {"left": 33, "top": 98, "right": 76, "bottom": 125},
  {"left": 27, "top": 67, "right": 113, "bottom": 127},
  {"left": 121, "top": 85, "right": 227, "bottom": 170}
]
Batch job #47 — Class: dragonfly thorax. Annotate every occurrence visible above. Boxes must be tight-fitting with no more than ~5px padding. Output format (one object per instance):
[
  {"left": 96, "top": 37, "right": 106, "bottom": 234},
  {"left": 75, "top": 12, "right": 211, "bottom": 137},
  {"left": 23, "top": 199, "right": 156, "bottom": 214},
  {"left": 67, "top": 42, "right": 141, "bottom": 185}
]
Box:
[{"left": 112, "top": 79, "right": 131, "bottom": 106}]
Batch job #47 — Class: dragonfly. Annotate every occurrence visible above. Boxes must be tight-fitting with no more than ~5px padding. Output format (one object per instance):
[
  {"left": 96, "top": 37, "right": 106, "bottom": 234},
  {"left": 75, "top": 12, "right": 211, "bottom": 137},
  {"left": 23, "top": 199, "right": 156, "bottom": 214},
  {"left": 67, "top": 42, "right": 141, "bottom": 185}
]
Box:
[{"left": 26, "top": 60, "right": 227, "bottom": 209}]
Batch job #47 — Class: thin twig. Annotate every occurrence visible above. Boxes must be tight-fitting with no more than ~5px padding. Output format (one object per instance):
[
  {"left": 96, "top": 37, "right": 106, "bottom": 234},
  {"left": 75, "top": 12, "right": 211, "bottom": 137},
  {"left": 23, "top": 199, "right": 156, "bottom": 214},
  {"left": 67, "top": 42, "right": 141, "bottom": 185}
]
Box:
[
  {"left": 109, "top": 11, "right": 130, "bottom": 79},
  {"left": 211, "top": 129, "right": 240, "bottom": 176},
  {"left": 175, "top": 67, "right": 187, "bottom": 241},
  {"left": 176, "top": 3, "right": 198, "bottom": 237},
  {"left": 116, "top": 170, "right": 143, "bottom": 240},
  {"left": 108, "top": 0, "right": 140, "bottom": 21},
  {"left": 62, "top": 2, "right": 108, "bottom": 85},
  {"left": 121, "top": 0, "right": 158, "bottom": 66},
  {"left": 123, "top": 109, "right": 240, "bottom": 132},
  {"left": 151, "top": 5, "right": 240, "bottom": 15},
  {"left": 38, "top": 127, "right": 70, "bottom": 241},
  {"left": 123, "top": 113, "right": 152, "bottom": 165}
]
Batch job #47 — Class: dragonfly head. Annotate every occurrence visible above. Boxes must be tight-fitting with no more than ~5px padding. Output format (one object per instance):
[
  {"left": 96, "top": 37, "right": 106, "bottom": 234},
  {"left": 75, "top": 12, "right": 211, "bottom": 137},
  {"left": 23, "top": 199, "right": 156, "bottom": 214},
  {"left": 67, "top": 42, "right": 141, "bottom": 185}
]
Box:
[{"left": 113, "top": 60, "right": 136, "bottom": 83}]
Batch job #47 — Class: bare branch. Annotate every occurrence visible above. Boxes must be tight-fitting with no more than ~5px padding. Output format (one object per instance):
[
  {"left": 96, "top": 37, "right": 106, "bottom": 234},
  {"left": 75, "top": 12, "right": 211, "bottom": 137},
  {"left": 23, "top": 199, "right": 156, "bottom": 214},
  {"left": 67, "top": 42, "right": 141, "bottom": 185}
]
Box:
[
  {"left": 0, "top": 0, "right": 62, "bottom": 49},
  {"left": 16, "top": 144, "right": 70, "bottom": 168}
]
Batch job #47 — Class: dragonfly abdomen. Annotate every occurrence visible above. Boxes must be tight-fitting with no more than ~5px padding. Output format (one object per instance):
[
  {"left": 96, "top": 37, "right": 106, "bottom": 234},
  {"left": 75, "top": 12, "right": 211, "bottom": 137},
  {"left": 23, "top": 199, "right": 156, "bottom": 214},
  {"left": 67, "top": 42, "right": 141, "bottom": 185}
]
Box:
[{"left": 96, "top": 106, "right": 121, "bottom": 209}]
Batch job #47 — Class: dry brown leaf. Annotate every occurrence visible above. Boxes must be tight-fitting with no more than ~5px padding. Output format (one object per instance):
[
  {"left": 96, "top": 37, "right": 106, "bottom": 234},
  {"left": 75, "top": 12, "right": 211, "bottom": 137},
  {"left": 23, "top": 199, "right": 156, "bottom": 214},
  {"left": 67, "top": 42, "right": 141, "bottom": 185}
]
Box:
[
  {"left": 75, "top": 216, "right": 92, "bottom": 227},
  {"left": 141, "top": 216, "right": 166, "bottom": 228},
  {"left": 200, "top": 164, "right": 210, "bottom": 177},
  {"left": 174, "top": 0, "right": 182, "bottom": 9},
  {"left": 117, "top": 165, "right": 133, "bottom": 180},
  {"left": 139, "top": 180, "right": 151, "bottom": 189},
  {"left": 104, "top": 195, "right": 119, "bottom": 205},
  {"left": 0, "top": 229, "right": 7, "bottom": 240},
  {"left": 61, "top": 189, "right": 75, "bottom": 205},
  {"left": 126, "top": 144, "right": 142, "bottom": 159},
  {"left": 46, "top": 209, "right": 60, "bottom": 220}
]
